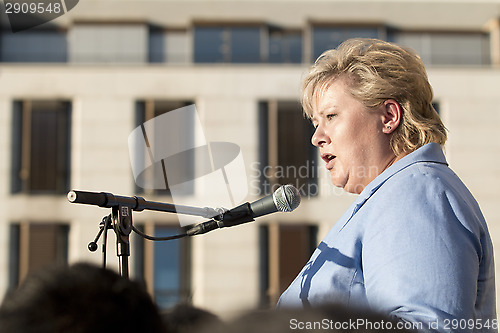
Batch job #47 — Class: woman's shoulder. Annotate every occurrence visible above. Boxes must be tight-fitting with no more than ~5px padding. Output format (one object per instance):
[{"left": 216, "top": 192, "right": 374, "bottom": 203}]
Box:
[
  {"left": 370, "top": 159, "right": 485, "bottom": 233},
  {"left": 384, "top": 159, "right": 465, "bottom": 197}
]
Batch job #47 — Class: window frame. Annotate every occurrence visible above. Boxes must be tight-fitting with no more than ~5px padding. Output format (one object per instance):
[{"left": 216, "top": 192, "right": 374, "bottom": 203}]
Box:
[
  {"left": 258, "top": 100, "right": 318, "bottom": 198},
  {"left": 11, "top": 99, "right": 71, "bottom": 195}
]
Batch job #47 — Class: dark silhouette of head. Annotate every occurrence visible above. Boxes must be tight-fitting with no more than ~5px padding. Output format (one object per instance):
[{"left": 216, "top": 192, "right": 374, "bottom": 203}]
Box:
[{"left": 0, "top": 262, "right": 166, "bottom": 333}]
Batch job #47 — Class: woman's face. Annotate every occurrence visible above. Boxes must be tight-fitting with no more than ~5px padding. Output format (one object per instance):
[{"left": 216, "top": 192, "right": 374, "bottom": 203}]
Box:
[{"left": 310, "top": 78, "right": 398, "bottom": 194}]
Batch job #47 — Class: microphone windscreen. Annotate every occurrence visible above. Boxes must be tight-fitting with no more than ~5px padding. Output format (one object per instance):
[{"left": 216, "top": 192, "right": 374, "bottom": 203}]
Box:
[{"left": 273, "top": 185, "right": 301, "bottom": 212}]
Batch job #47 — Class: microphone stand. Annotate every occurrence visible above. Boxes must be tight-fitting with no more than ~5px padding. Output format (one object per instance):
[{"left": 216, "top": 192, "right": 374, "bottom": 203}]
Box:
[{"left": 68, "top": 190, "right": 220, "bottom": 278}]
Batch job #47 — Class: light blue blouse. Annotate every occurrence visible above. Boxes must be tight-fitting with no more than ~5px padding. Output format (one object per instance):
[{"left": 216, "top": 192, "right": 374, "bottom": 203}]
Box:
[{"left": 278, "top": 143, "right": 496, "bottom": 332}]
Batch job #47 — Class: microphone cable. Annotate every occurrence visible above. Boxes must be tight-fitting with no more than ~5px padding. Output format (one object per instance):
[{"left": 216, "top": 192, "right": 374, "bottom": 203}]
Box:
[{"left": 131, "top": 225, "right": 187, "bottom": 241}]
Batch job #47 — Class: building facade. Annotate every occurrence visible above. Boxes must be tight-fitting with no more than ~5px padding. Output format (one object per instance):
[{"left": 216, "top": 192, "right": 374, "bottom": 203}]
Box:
[{"left": 1, "top": 0, "right": 500, "bottom": 317}]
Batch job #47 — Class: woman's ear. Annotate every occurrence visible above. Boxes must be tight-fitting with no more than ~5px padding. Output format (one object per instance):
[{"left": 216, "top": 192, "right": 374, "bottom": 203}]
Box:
[{"left": 382, "top": 99, "right": 402, "bottom": 134}]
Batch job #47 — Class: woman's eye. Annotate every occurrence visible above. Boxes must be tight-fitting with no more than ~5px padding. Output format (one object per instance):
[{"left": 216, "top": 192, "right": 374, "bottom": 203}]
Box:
[{"left": 326, "top": 114, "right": 337, "bottom": 120}]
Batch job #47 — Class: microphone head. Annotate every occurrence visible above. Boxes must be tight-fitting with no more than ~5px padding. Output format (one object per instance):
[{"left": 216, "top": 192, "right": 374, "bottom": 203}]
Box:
[{"left": 273, "top": 185, "right": 301, "bottom": 212}]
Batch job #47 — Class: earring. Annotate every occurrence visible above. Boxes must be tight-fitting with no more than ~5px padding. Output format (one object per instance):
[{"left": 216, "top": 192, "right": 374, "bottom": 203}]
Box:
[{"left": 387, "top": 125, "right": 391, "bottom": 130}]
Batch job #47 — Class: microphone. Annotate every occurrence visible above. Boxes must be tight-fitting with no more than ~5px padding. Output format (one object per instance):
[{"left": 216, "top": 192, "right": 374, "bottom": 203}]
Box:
[{"left": 186, "top": 184, "right": 301, "bottom": 236}]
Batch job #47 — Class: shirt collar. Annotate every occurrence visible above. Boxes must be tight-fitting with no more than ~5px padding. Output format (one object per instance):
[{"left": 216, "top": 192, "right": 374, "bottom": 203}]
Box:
[
  {"left": 346, "top": 142, "right": 448, "bottom": 222},
  {"left": 363, "top": 142, "right": 447, "bottom": 196}
]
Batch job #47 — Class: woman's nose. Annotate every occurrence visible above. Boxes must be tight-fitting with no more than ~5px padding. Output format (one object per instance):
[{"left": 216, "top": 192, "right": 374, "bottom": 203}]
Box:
[{"left": 311, "top": 124, "right": 330, "bottom": 147}]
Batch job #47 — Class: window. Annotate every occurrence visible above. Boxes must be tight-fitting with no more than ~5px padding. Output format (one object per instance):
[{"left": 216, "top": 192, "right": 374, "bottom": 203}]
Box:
[
  {"left": 134, "top": 100, "right": 195, "bottom": 196},
  {"left": 69, "top": 22, "right": 148, "bottom": 63},
  {"left": 194, "top": 24, "right": 263, "bottom": 63},
  {"left": 259, "top": 224, "right": 317, "bottom": 306},
  {"left": 393, "top": 31, "right": 490, "bottom": 66},
  {"left": 153, "top": 225, "right": 191, "bottom": 308},
  {"left": 268, "top": 28, "right": 303, "bottom": 64},
  {"left": 132, "top": 223, "right": 191, "bottom": 309},
  {"left": 9, "top": 223, "right": 69, "bottom": 288},
  {"left": 258, "top": 101, "right": 317, "bottom": 198},
  {"left": 311, "top": 25, "right": 383, "bottom": 61},
  {"left": 433, "top": 101, "right": 440, "bottom": 115},
  {"left": 11, "top": 100, "right": 71, "bottom": 194},
  {"left": 0, "top": 28, "right": 68, "bottom": 62},
  {"left": 149, "top": 27, "right": 190, "bottom": 63}
]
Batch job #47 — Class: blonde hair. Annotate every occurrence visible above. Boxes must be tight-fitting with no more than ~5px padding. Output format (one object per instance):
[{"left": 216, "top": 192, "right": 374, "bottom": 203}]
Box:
[{"left": 302, "top": 38, "right": 447, "bottom": 156}]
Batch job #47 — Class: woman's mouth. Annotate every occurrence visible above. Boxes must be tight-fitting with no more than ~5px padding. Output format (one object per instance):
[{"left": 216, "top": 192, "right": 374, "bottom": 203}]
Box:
[{"left": 321, "top": 153, "right": 336, "bottom": 170}]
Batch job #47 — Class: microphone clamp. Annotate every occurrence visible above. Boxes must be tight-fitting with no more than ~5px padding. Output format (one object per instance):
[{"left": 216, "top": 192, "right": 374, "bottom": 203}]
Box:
[{"left": 185, "top": 203, "right": 256, "bottom": 236}]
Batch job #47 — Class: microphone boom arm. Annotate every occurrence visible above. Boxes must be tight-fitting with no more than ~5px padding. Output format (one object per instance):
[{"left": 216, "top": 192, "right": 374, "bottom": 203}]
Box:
[{"left": 67, "top": 190, "right": 219, "bottom": 218}]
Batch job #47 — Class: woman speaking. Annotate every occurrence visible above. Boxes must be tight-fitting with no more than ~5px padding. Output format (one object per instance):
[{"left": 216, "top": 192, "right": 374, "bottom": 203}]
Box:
[{"left": 277, "top": 38, "right": 496, "bottom": 333}]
